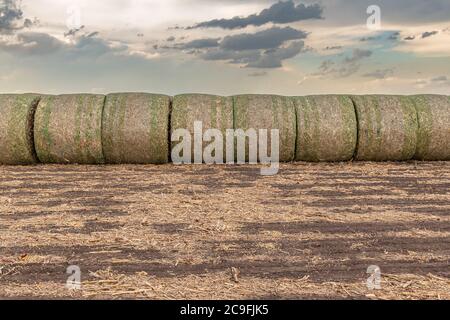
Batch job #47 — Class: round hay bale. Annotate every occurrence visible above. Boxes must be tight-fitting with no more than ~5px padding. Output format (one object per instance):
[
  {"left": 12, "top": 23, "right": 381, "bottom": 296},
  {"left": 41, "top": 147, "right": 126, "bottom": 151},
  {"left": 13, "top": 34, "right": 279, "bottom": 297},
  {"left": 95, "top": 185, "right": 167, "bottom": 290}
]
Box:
[
  {"left": 292, "top": 95, "right": 357, "bottom": 162},
  {"left": 233, "top": 95, "right": 296, "bottom": 162},
  {"left": 351, "top": 95, "right": 418, "bottom": 161},
  {"left": 171, "top": 94, "right": 233, "bottom": 163},
  {"left": 411, "top": 95, "right": 450, "bottom": 160},
  {"left": 102, "top": 93, "right": 170, "bottom": 164},
  {"left": 34, "top": 94, "right": 105, "bottom": 164},
  {"left": 0, "top": 94, "right": 40, "bottom": 165}
]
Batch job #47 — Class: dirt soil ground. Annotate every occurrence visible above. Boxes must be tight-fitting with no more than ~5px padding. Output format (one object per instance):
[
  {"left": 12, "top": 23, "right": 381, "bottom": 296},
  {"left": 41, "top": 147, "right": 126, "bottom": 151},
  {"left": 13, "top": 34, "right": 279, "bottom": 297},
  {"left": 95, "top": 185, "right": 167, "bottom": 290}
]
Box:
[{"left": 0, "top": 162, "right": 449, "bottom": 300}]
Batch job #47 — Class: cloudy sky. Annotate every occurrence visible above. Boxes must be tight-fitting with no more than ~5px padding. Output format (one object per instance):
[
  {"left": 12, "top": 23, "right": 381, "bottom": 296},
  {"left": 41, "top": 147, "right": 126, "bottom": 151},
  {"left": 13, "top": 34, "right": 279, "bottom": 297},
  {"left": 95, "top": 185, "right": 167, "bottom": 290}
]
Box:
[{"left": 0, "top": 0, "right": 449, "bottom": 95}]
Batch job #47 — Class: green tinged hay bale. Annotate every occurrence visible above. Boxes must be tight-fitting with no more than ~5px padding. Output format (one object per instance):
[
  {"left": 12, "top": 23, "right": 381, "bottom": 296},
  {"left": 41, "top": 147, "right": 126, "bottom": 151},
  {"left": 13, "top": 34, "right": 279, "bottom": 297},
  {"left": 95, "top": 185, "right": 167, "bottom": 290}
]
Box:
[
  {"left": 102, "top": 93, "right": 170, "bottom": 164},
  {"left": 291, "top": 95, "right": 357, "bottom": 162},
  {"left": 352, "top": 95, "right": 418, "bottom": 161},
  {"left": 233, "top": 95, "right": 296, "bottom": 162},
  {"left": 171, "top": 94, "right": 233, "bottom": 162},
  {"left": 411, "top": 95, "right": 450, "bottom": 160},
  {"left": 0, "top": 94, "right": 40, "bottom": 165},
  {"left": 34, "top": 94, "right": 105, "bottom": 164}
]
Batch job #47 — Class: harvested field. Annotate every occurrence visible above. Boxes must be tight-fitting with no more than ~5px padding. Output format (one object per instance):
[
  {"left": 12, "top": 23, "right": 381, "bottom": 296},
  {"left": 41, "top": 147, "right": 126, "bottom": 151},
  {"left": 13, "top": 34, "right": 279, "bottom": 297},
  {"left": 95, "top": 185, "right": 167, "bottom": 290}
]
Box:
[{"left": 0, "top": 162, "right": 449, "bottom": 300}]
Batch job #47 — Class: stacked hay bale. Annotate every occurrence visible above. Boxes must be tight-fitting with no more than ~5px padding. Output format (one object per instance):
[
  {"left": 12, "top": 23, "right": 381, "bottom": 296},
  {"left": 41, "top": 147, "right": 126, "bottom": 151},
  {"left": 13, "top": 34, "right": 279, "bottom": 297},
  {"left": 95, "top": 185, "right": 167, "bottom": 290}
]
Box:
[
  {"left": 102, "top": 93, "right": 170, "bottom": 164},
  {"left": 34, "top": 94, "right": 105, "bottom": 164},
  {"left": 233, "top": 95, "right": 296, "bottom": 162},
  {"left": 0, "top": 94, "right": 40, "bottom": 165},
  {"left": 351, "top": 95, "right": 418, "bottom": 161},
  {"left": 171, "top": 94, "right": 233, "bottom": 163},
  {"left": 410, "top": 95, "right": 450, "bottom": 161},
  {"left": 291, "top": 95, "right": 357, "bottom": 162}
]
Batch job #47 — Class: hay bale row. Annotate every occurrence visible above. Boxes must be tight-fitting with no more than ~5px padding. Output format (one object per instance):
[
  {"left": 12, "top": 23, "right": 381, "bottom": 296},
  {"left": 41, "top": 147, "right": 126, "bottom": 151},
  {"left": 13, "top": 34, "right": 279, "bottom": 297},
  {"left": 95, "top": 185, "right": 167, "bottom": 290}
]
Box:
[
  {"left": 351, "top": 95, "right": 418, "bottom": 161},
  {"left": 1, "top": 93, "right": 449, "bottom": 165},
  {"left": 292, "top": 95, "right": 357, "bottom": 162},
  {"left": 0, "top": 94, "right": 40, "bottom": 165}
]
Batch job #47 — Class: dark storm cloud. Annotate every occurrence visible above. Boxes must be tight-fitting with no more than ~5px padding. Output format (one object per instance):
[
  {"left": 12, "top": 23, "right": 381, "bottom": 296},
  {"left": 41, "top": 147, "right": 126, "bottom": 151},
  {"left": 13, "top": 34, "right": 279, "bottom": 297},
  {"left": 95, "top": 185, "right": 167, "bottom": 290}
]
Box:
[
  {"left": 188, "top": 1, "right": 322, "bottom": 30},
  {"left": 0, "top": 0, "right": 34, "bottom": 34},
  {"left": 179, "top": 26, "right": 306, "bottom": 52},
  {"left": 199, "top": 40, "right": 305, "bottom": 69},
  {"left": 64, "top": 25, "right": 85, "bottom": 37},
  {"left": 88, "top": 32, "right": 100, "bottom": 38},
  {"left": 220, "top": 27, "right": 307, "bottom": 51},
  {"left": 1, "top": 32, "right": 64, "bottom": 55},
  {"left": 71, "top": 34, "right": 126, "bottom": 57},
  {"left": 201, "top": 48, "right": 260, "bottom": 64},
  {"left": 0, "top": 31, "right": 127, "bottom": 58},
  {"left": 246, "top": 40, "right": 305, "bottom": 68},
  {"left": 324, "top": 45, "right": 342, "bottom": 51},
  {"left": 422, "top": 31, "right": 439, "bottom": 38},
  {"left": 181, "top": 38, "right": 220, "bottom": 49},
  {"left": 184, "top": 26, "right": 308, "bottom": 68},
  {"left": 360, "top": 31, "right": 400, "bottom": 42}
]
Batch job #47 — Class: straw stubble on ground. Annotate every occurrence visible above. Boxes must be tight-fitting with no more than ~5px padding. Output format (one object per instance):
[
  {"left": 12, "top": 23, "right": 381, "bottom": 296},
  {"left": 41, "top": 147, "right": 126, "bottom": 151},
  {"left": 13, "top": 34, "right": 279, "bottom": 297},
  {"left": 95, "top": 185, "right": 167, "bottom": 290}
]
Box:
[{"left": 0, "top": 162, "right": 448, "bottom": 299}]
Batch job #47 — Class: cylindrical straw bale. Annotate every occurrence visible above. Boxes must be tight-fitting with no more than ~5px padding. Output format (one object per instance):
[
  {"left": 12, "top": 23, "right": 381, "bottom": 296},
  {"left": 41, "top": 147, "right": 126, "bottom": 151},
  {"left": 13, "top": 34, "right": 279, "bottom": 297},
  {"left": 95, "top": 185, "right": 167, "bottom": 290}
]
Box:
[
  {"left": 233, "top": 94, "right": 296, "bottom": 162},
  {"left": 0, "top": 94, "right": 40, "bottom": 164},
  {"left": 102, "top": 93, "right": 170, "bottom": 164},
  {"left": 171, "top": 94, "right": 233, "bottom": 163},
  {"left": 292, "top": 95, "right": 357, "bottom": 162},
  {"left": 34, "top": 94, "right": 105, "bottom": 164},
  {"left": 410, "top": 95, "right": 450, "bottom": 161},
  {"left": 352, "top": 95, "right": 418, "bottom": 161}
]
